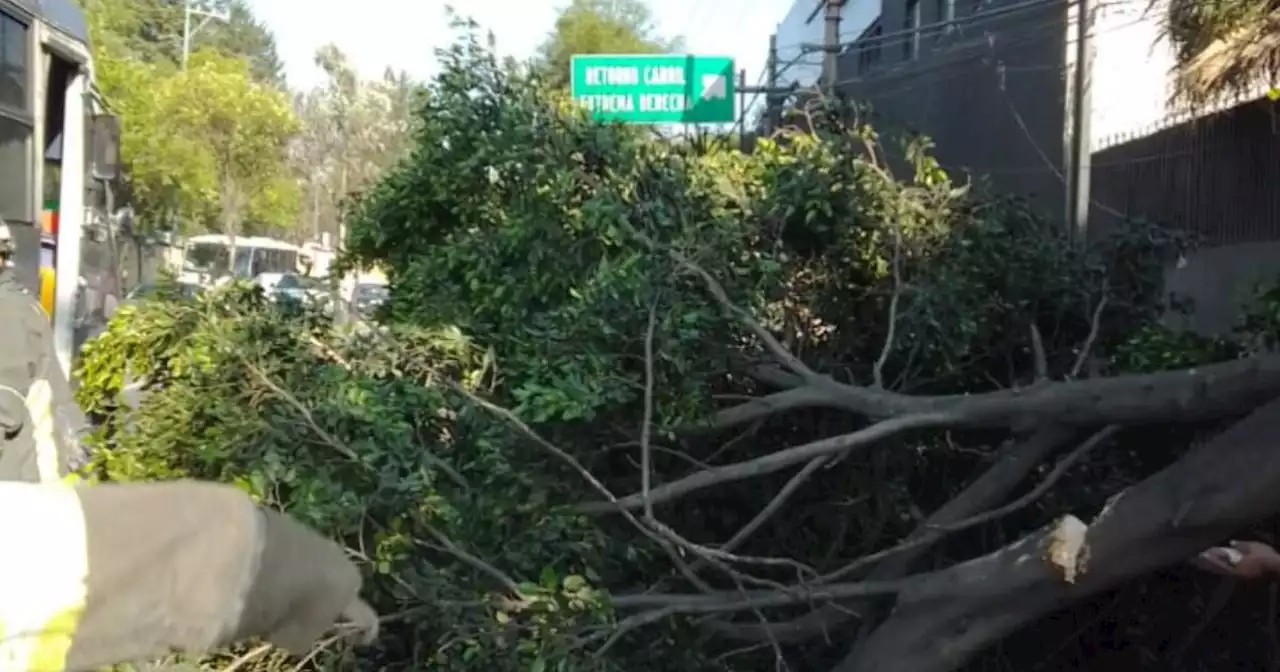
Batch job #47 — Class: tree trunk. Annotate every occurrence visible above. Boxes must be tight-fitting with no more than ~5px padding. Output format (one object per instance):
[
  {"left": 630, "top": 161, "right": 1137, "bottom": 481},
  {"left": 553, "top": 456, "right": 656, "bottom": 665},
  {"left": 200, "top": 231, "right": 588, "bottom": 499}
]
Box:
[{"left": 836, "top": 395, "right": 1280, "bottom": 672}]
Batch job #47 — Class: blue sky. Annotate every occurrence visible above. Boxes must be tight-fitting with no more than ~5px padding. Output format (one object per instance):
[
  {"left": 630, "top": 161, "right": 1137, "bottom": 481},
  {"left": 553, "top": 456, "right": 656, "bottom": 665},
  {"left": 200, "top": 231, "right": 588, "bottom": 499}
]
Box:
[{"left": 245, "top": 0, "right": 794, "bottom": 97}]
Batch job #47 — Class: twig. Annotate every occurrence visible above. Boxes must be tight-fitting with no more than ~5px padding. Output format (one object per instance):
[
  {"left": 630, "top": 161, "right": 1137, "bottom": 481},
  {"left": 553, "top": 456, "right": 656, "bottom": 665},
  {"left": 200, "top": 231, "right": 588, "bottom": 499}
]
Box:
[
  {"left": 691, "top": 455, "right": 831, "bottom": 572},
  {"left": 818, "top": 424, "right": 1119, "bottom": 584},
  {"left": 660, "top": 242, "right": 818, "bottom": 383},
  {"left": 219, "top": 644, "right": 272, "bottom": 671},
  {"left": 641, "top": 301, "right": 658, "bottom": 519},
  {"left": 873, "top": 214, "right": 904, "bottom": 389},
  {"left": 438, "top": 377, "right": 717, "bottom": 592},
  {"left": 577, "top": 412, "right": 958, "bottom": 513},
  {"left": 242, "top": 359, "right": 362, "bottom": 464},
  {"left": 1071, "top": 291, "right": 1108, "bottom": 378},
  {"left": 1030, "top": 322, "right": 1048, "bottom": 381},
  {"left": 421, "top": 523, "right": 523, "bottom": 596}
]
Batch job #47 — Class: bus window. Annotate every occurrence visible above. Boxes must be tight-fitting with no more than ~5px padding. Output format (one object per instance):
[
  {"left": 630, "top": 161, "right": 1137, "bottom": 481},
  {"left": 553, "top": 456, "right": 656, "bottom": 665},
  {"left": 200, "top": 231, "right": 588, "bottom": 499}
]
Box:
[
  {"left": 251, "top": 247, "right": 297, "bottom": 276},
  {"left": 185, "top": 242, "right": 231, "bottom": 275}
]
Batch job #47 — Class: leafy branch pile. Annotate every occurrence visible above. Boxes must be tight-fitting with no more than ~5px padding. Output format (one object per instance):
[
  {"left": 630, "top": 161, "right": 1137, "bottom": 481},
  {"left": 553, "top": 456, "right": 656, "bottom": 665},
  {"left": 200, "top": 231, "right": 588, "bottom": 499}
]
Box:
[{"left": 76, "top": 21, "right": 1280, "bottom": 672}]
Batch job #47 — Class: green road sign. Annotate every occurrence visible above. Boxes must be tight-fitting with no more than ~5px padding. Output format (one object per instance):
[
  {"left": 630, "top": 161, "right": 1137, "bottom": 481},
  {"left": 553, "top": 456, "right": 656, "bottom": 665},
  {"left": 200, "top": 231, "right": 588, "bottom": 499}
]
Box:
[{"left": 570, "top": 54, "right": 735, "bottom": 124}]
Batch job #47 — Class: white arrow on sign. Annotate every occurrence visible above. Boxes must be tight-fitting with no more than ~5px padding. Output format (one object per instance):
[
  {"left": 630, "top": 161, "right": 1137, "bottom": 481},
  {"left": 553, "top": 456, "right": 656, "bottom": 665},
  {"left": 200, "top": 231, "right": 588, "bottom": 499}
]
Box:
[{"left": 700, "top": 74, "right": 727, "bottom": 101}]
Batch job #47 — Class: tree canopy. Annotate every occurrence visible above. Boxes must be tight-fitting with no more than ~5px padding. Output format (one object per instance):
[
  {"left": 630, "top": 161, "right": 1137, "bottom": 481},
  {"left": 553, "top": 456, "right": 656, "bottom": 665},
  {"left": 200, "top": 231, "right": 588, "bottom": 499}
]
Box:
[
  {"left": 537, "top": 0, "right": 684, "bottom": 89},
  {"left": 1164, "top": 0, "right": 1280, "bottom": 104},
  {"left": 83, "top": 0, "right": 298, "bottom": 238}
]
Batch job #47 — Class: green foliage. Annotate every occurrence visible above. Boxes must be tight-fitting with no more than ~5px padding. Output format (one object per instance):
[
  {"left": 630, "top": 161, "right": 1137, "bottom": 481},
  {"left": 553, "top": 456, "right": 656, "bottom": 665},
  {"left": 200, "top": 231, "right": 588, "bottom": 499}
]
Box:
[
  {"left": 77, "top": 282, "right": 636, "bottom": 671},
  {"left": 535, "top": 0, "right": 684, "bottom": 90},
  {"left": 83, "top": 0, "right": 297, "bottom": 237},
  {"left": 79, "top": 0, "right": 285, "bottom": 84}
]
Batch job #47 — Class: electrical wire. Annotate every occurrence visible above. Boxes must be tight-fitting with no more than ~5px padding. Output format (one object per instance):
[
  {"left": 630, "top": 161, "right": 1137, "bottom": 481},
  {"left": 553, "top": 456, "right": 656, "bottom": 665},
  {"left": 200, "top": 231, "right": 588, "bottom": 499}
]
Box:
[{"left": 773, "top": 0, "right": 1148, "bottom": 59}]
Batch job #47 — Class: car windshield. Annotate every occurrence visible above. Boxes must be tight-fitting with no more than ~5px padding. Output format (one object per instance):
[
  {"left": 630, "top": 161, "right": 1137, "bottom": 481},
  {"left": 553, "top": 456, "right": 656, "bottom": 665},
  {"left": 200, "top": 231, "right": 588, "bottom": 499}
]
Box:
[{"left": 276, "top": 274, "right": 301, "bottom": 290}]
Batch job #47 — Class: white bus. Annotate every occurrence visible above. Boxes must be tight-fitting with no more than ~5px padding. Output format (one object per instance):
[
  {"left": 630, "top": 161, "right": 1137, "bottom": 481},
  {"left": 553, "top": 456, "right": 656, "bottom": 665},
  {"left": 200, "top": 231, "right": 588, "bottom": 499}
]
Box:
[
  {"left": 177, "top": 234, "right": 302, "bottom": 287},
  {"left": 2, "top": 0, "right": 119, "bottom": 375}
]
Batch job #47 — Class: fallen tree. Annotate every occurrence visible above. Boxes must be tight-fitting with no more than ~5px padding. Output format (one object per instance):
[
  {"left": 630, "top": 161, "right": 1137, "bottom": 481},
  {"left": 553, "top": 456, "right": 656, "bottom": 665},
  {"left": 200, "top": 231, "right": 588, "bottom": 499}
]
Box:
[{"left": 78, "top": 19, "right": 1280, "bottom": 672}]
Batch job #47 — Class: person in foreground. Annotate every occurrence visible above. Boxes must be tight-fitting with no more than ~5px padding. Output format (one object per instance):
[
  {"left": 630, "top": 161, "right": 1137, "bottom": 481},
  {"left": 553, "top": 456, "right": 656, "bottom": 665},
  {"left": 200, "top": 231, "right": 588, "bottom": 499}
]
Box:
[
  {"left": 1194, "top": 539, "right": 1280, "bottom": 579},
  {"left": 0, "top": 221, "right": 90, "bottom": 484},
  {"left": 0, "top": 479, "right": 378, "bottom": 671}
]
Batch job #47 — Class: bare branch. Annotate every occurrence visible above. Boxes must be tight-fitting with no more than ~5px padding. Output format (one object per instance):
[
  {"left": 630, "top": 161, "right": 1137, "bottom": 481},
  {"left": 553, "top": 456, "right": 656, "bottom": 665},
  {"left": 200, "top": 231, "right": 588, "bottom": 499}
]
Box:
[
  {"left": 687, "top": 455, "right": 832, "bottom": 577},
  {"left": 641, "top": 301, "right": 658, "bottom": 519},
  {"left": 1071, "top": 292, "right": 1108, "bottom": 379},
  {"left": 1030, "top": 323, "right": 1048, "bottom": 381},
  {"left": 709, "top": 353, "right": 1280, "bottom": 433},
  {"left": 668, "top": 246, "right": 819, "bottom": 382},
  {"left": 873, "top": 216, "right": 904, "bottom": 389},
  {"left": 703, "top": 427, "right": 1079, "bottom": 644},
  {"left": 420, "top": 524, "right": 522, "bottom": 596},
  {"left": 610, "top": 576, "right": 905, "bottom": 613},
  {"left": 699, "top": 386, "right": 845, "bottom": 431},
  {"left": 821, "top": 424, "right": 1119, "bottom": 584},
  {"left": 577, "top": 412, "right": 958, "bottom": 513}
]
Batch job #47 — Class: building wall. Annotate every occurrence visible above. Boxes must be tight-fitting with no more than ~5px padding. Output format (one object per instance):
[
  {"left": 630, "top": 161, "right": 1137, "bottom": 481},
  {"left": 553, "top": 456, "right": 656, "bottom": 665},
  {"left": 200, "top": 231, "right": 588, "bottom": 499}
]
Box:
[{"left": 835, "top": 0, "right": 1072, "bottom": 221}]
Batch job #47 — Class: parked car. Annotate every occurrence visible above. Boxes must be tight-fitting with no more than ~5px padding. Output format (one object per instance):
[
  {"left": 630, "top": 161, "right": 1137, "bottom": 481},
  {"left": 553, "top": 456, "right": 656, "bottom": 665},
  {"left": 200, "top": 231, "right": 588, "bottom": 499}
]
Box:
[
  {"left": 123, "top": 280, "right": 201, "bottom": 304},
  {"left": 272, "top": 273, "right": 333, "bottom": 314},
  {"left": 350, "top": 282, "right": 388, "bottom": 317}
]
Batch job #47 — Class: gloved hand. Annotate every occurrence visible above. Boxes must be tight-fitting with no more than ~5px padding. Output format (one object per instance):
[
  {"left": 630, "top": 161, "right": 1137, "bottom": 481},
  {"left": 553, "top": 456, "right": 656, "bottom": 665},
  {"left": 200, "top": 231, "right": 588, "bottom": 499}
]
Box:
[{"left": 44, "top": 480, "right": 380, "bottom": 671}]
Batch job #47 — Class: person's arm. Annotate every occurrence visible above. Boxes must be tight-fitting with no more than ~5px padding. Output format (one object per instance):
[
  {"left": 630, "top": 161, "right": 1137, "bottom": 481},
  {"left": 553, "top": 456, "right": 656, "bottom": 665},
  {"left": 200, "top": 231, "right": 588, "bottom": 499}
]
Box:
[
  {"left": 0, "top": 287, "right": 46, "bottom": 482},
  {"left": 1, "top": 480, "right": 378, "bottom": 672},
  {"left": 22, "top": 297, "right": 90, "bottom": 480}
]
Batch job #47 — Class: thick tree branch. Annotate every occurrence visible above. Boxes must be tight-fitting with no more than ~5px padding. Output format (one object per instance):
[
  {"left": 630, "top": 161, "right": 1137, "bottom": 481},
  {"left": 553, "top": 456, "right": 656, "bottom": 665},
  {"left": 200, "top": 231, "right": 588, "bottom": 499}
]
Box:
[
  {"left": 834, "top": 395, "right": 1280, "bottom": 672},
  {"left": 710, "top": 353, "right": 1280, "bottom": 431},
  {"left": 590, "top": 354, "right": 1280, "bottom": 512}
]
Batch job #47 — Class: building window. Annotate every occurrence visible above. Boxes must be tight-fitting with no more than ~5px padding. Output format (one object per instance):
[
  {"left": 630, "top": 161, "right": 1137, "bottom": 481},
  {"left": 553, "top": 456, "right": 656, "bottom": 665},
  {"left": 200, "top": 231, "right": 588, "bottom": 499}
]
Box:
[
  {"left": 0, "top": 9, "right": 31, "bottom": 225},
  {"left": 0, "top": 9, "right": 27, "bottom": 111},
  {"left": 857, "top": 26, "right": 883, "bottom": 74},
  {"left": 904, "top": 0, "right": 922, "bottom": 60}
]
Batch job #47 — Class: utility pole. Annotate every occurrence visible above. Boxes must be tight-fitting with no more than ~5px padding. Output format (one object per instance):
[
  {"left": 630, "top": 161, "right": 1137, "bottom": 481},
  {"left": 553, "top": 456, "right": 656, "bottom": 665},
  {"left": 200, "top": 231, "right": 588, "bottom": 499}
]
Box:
[
  {"left": 764, "top": 34, "right": 780, "bottom": 133},
  {"left": 1066, "top": 0, "right": 1093, "bottom": 244},
  {"left": 181, "top": 0, "right": 230, "bottom": 68},
  {"left": 736, "top": 68, "right": 748, "bottom": 151},
  {"left": 822, "top": 0, "right": 845, "bottom": 93}
]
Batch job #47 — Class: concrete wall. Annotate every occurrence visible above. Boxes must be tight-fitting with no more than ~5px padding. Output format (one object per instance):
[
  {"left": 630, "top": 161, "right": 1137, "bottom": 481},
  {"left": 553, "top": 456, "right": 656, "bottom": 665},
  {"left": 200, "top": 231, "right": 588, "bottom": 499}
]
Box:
[{"left": 1164, "top": 241, "right": 1280, "bottom": 335}]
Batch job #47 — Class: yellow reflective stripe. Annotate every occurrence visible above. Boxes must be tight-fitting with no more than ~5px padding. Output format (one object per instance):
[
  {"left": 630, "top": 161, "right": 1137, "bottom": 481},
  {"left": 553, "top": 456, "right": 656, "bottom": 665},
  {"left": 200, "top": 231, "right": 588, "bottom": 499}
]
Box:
[
  {"left": 23, "top": 379, "right": 59, "bottom": 484},
  {"left": 25, "top": 605, "right": 82, "bottom": 671},
  {"left": 0, "top": 483, "right": 88, "bottom": 672}
]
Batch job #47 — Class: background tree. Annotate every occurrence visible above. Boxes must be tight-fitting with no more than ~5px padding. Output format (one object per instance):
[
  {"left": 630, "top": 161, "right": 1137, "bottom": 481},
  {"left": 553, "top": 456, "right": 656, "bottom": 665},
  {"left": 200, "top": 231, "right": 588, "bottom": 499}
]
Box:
[
  {"left": 290, "top": 44, "right": 418, "bottom": 243},
  {"left": 79, "top": 0, "right": 284, "bottom": 85},
  {"left": 1164, "top": 0, "right": 1280, "bottom": 104},
  {"left": 83, "top": 0, "right": 294, "bottom": 246},
  {"left": 537, "top": 0, "right": 684, "bottom": 89},
  {"left": 163, "top": 51, "right": 300, "bottom": 241}
]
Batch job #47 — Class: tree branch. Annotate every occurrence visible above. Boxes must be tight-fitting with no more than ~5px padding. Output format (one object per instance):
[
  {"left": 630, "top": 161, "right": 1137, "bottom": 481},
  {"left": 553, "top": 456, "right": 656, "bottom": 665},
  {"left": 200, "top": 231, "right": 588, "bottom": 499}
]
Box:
[
  {"left": 703, "top": 426, "right": 1079, "bottom": 643},
  {"left": 708, "top": 353, "right": 1280, "bottom": 432},
  {"left": 577, "top": 412, "right": 958, "bottom": 513},
  {"left": 833, "top": 395, "right": 1280, "bottom": 672}
]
